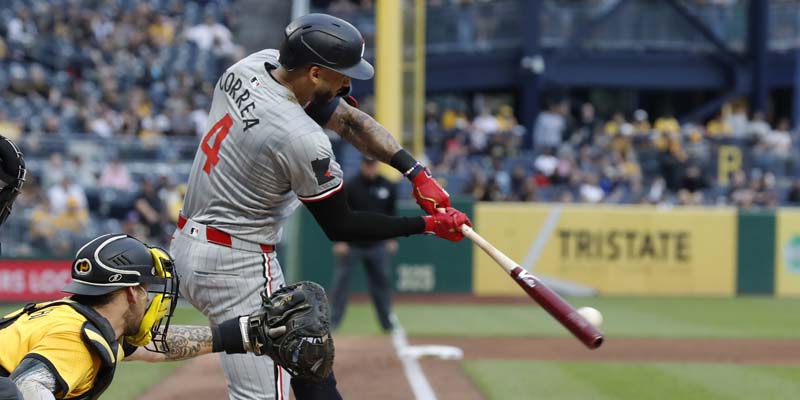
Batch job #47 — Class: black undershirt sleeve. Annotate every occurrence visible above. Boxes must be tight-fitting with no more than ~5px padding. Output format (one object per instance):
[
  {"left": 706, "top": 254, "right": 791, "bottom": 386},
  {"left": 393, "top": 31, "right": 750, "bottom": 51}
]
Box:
[
  {"left": 303, "top": 189, "right": 425, "bottom": 242},
  {"left": 304, "top": 97, "right": 341, "bottom": 127}
]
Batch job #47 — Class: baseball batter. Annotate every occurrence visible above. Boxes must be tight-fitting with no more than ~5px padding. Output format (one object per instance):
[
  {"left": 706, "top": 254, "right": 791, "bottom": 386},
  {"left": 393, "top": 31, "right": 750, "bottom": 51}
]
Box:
[{"left": 170, "top": 13, "right": 471, "bottom": 400}]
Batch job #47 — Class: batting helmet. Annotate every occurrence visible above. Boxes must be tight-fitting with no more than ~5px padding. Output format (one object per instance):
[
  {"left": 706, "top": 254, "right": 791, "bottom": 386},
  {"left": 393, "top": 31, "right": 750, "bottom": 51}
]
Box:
[
  {"left": 0, "top": 135, "right": 25, "bottom": 226},
  {"left": 279, "top": 13, "right": 374, "bottom": 80}
]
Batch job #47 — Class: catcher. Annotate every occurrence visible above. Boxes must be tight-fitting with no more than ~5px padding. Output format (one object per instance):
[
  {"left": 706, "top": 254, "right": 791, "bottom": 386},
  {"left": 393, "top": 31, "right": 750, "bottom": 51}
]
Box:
[{"left": 0, "top": 234, "right": 333, "bottom": 400}]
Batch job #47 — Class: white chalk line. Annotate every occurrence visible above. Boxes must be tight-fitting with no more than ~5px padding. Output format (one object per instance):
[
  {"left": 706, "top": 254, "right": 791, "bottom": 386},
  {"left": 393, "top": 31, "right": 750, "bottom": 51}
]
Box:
[{"left": 389, "top": 314, "right": 463, "bottom": 400}]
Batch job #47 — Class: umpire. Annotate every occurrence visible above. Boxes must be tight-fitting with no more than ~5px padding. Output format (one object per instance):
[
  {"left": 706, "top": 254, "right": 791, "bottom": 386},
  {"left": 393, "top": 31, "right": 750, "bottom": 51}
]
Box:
[{"left": 330, "top": 157, "right": 397, "bottom": 332}]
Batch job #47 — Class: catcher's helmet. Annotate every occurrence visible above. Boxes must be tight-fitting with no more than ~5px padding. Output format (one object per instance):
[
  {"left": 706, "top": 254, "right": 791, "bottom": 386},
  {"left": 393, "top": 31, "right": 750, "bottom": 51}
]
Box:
[
  {"left": 0, "top": 135, "right": 25, "bottom": 226},
  {"left": 62, "top": 234, "right": 176, "bottom": 297},
  {"left": 279, "top": 13, "right": 374, "bottom": 80},
  {"left": 63, "top": 234, "right": 180, "bottom": 352}
]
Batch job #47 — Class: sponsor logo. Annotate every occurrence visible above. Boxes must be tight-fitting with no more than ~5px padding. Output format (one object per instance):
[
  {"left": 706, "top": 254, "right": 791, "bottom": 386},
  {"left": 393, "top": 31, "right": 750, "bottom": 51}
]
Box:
[
  {"left": 108, "top": 274, "right": 123, "bottom": 283},
  {"left": 515, "top": 268, "right": 538, "bottom": 288},
  {"left": 783, "top": 235, "right": 800, "bottom": 274},
  {"left": 74, "top": 258, "right": 92, "bottom": 275},
  {"left": 557, "top": 229, "right": 691, "bottom": 263}
]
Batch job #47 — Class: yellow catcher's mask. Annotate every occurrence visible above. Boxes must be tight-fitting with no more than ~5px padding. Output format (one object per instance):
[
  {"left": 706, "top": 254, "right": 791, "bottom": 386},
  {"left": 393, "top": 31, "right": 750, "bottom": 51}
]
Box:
[{"left": 124, "top": 247, "right": 179, "bottom": 352}]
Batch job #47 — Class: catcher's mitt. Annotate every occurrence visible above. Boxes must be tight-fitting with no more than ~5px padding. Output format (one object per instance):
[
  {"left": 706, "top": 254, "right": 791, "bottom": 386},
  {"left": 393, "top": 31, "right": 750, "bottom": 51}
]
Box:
[{"left": 247, "top": 281, "right": 334, "bottom": 381}]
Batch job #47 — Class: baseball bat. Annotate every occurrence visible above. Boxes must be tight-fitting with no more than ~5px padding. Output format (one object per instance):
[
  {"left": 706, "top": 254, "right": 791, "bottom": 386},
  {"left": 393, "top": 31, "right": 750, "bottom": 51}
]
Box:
[{"left": 461, "top": 225, "right": 604, "bottom": 349}]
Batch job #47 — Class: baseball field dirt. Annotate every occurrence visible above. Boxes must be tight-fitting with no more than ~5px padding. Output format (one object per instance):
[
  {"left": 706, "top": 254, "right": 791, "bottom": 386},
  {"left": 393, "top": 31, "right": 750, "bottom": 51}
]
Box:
[{"left": 138, "top": 336, "right": 800, "bottom": 399}]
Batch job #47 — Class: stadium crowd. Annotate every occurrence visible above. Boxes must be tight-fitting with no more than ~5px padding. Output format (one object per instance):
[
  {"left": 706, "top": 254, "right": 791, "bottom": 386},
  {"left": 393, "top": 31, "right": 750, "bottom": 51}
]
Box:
[
  {"left": 0, "top": 0, "right": 238, "bottom": 256},
  {"left": 0, "top": 0, "right": 241, "bottom": 143},
  {"left": 424, "top": 99, "right": 797, "bottom": 209}
]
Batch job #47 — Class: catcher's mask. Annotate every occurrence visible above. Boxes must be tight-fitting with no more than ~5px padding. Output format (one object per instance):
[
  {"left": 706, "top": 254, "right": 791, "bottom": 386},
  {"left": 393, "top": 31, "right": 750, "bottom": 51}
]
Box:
[
  {"left": 0, "top": 135, "right": 25, "bottom": 227},
  {"left": 62, "top": 234, "right": 179, "bottom": 353}
]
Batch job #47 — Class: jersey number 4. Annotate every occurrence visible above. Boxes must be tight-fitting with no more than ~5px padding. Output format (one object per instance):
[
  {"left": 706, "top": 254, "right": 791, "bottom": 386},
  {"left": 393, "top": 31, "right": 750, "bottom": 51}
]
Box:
[{"left": 201, "top": 113, "right": 234, "bottom": 174}]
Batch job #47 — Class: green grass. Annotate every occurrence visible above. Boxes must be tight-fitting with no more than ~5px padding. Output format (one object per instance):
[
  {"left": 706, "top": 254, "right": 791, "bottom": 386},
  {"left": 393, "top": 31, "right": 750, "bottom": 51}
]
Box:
[
  {"left": 102, "top": 306, "right": 210, "bottom": 399},
  {"left": 463, "top": 360, "right": 800, "bottom": 400},
  {"left": 5, "top": 297, "right": 800, "bottom": 399},
  {"left": 335, "top": 297, "right": 800, "bottom": 338}
]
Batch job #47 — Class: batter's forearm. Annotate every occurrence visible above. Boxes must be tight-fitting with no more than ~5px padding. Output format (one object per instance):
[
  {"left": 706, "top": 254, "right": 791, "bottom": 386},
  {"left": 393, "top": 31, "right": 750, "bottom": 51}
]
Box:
[
  {"left": 163, "top": 325, "right": 214, "bottom": 361},
  {"left": 327, "top": 102, "right": 402, "bottom": 163}
]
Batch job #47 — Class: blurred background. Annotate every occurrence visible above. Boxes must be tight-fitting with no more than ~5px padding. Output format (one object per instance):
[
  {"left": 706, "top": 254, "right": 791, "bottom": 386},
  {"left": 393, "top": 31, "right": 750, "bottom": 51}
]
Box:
[
  {"left": 1, "top": 1, "right": 800, "bottom": 399},
  {"left": 1, "top": 0, "right": 799, "bottom": 261}
]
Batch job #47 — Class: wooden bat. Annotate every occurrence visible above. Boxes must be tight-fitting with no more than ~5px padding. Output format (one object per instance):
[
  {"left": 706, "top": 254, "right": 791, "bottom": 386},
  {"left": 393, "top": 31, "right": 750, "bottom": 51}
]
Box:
[{"left": 461, "top": 225, "right": 604, "bottom": 349}]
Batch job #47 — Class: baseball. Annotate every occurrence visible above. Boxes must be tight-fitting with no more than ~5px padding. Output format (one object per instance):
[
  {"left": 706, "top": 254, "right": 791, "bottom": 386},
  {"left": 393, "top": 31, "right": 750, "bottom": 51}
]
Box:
[{"left": 577, "top": 307, "right": 603, "bottom": 328}]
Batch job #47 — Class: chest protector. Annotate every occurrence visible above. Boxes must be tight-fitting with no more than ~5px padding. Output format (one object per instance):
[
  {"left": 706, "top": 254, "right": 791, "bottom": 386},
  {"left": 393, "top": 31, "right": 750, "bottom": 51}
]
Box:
[{"left": 0, "top": 300, "right": 121, "bottom": 400}]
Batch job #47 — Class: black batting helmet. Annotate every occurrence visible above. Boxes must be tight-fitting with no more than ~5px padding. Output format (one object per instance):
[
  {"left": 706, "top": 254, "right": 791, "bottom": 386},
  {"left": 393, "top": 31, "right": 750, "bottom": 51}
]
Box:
[
  {"left": 0, "top": 135, "right": 25, "bottom": 226},
  {"left": 279, "top": 13, "right": 374, "bottom": 80}
]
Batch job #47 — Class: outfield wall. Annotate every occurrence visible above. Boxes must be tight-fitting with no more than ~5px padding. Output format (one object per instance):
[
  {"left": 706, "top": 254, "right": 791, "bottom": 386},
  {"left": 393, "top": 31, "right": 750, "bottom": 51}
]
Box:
[
  {"left": 472, "top": 204, "right": 738, "bottom": 296},
  {"left": 293, "top": 202, "right": 800, "bottom": 298},
  {"left": 4, "top": 202, "right": 800, "bottom": 301}
]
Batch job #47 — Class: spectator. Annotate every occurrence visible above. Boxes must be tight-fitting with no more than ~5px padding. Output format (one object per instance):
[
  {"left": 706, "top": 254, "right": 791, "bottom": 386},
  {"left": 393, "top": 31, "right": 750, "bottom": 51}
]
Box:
[
  {"left": 99, "top": 159, "right": 134, "bottom": 190},
  {"left": 533, "top": 100, "right": 567, "bottom": 150},
  {"left": 29, "top": 196, "right": 56, "bottom": 253},
  {"left": 579, "top": 172, "right": 604, "bottom": 203},
  {"left": 184, "top": 15, "right": 235, "bottom": 52},
  {"left": 52, "top": 197, "right": 89, "bottom": 235},
  {"left": 680, "top": 165, "right": 709, "bottom": 194},
  {"left": 47, "top": 176, "right": 88, "bottom": 215},
  {"left": 787, "top": 180, "right": 800, "bottom": 205},
  {"left": 157, "top": 176, "right": 184, "bottom": 225},
  {"left": 134, "top": 179, "right": 165, "bottom": 242},
  {"left": 70, "top": 156, "right": 96, "bottom": 188},
  {"left": 7, "top": 7, "right": 37, "bottom": 47}
]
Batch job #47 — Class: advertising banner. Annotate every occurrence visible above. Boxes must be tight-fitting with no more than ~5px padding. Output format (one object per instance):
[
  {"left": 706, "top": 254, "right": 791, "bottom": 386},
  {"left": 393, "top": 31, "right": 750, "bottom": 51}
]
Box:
[
  {"left": 775, "top": 210, "right": 800, "bottom": 297},
  {"left": 473, "top": 204, "right": 737, "bottom": 296},
  {"left": 0, "top": 260, "right": 72, "bottom": 302}
]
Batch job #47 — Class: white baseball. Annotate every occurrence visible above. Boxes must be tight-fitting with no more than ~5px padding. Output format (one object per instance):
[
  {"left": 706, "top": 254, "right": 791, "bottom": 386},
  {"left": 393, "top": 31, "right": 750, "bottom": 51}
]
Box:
[{"left": 577, "top": 307, "right": 603, "bottom": 328}]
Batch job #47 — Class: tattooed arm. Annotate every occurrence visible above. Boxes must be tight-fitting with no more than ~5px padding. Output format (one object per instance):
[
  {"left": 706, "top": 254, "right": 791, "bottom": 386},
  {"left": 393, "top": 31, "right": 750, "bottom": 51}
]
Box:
[
  {"left": 322, "top": 99, "right": 452, "bottom": 214},
  {"left": 324, "top": 100, "right": 401, "bottom": 163},
  {"left": 124, "top": 325, "right": 213, "bottom": 362},
  {"left": 124, "top": 319, "right": 249, "bottom": 362}
]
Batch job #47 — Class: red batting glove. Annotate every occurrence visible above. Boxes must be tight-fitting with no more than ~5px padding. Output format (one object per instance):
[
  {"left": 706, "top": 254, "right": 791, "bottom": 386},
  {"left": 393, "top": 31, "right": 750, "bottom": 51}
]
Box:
[
  {"left": 422, "top": 207, "right": 472, "bottom": 242},
  {"left": 411, "top": 167, "right": 451, "bottom": 215}
]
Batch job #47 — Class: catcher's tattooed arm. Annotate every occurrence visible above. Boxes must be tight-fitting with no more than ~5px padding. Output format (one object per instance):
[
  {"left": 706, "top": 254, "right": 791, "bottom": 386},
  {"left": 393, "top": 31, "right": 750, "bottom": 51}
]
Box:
[
  {"left": 324, "top": 100, "right": 401, "bottom": 163},
  {"left": 124, "top": 320, "right": 248, "bottom": 362},
  {"left": 125, "top": 325, "right": 214, "bottom": 362}
]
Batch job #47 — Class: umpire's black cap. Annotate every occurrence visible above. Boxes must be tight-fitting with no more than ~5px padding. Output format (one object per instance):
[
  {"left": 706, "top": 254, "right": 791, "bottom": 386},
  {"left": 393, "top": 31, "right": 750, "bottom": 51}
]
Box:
[
  {"left": 62, "top": 234, "right": 171, "bottom": 296},
  {"left": 279, "top": 13, "right": 374, "bottom": 80}
]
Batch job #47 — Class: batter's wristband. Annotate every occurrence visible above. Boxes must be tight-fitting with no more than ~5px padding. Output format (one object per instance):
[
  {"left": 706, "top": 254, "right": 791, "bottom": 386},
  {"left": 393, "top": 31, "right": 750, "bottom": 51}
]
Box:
[
  {"left": 390, "top": 149, "right": 423, "bottom": 179},
  {"left": 212, "top": 318, "right": 247, "bottom": 354}
]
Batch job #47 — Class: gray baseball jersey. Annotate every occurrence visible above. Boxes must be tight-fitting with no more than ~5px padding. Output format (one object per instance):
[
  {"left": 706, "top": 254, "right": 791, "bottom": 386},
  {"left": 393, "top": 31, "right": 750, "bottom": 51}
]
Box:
[{"left": 182, "top": 49, "right": 344, "bottom": 245}]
